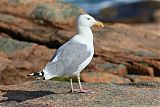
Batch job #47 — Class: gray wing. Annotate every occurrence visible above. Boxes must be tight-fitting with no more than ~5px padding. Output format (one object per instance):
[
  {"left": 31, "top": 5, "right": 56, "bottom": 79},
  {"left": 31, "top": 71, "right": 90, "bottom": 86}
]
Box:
[{"left": 43, "top": 41, "right": 91, "bottom": 79}]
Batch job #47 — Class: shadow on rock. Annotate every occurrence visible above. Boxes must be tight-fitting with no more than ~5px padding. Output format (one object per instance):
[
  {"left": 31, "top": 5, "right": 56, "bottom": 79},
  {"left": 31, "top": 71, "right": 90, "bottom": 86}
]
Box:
[{"left": 0, "top": 90, "right": 55, "bottom": 102}]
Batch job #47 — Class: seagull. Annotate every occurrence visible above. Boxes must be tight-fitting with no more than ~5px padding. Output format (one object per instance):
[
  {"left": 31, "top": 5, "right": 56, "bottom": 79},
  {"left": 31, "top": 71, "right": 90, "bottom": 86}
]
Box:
[{"left": 27, "top": 14, "right": 104, "bottom": 93}]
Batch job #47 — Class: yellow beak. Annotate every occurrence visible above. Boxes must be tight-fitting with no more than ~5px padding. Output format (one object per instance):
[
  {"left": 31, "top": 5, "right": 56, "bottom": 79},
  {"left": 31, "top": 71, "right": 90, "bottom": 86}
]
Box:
[{"left": 95, "top": 21, "right": 104, "bottom": 27}]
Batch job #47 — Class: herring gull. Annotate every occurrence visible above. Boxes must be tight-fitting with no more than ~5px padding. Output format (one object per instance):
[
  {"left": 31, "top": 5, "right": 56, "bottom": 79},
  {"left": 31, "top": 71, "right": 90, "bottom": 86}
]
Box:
[{"left": 28, "top": 14, "right": 104, "bottom": 93}]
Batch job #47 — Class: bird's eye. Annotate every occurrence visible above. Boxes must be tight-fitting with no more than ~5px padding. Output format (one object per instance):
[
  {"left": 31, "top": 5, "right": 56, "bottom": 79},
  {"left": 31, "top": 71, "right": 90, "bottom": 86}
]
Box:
[{"left": 87, "top": 18, "right": 90, "bottom": 20}]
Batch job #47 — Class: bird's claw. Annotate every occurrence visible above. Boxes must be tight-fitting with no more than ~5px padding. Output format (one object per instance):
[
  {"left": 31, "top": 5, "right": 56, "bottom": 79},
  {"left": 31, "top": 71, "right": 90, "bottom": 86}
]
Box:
[{"left": 69, "top": 89, "right": 94, "bottom": 93}]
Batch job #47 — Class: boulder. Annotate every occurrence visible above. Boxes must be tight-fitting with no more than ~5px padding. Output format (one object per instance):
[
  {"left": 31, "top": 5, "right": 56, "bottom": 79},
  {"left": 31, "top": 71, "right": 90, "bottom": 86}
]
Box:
[
  {"left": 0, "top": 38, "right": 55, "bottom": 85},
  {"left": 0, "top": 0, "right": 84, "bottom": 48},
  {"left": 92, "top": 23, "right": 160, "bottom": 79},
  {"left": 1, "top": 22, "right": 160, "bottom": 85},
  {"left": 81, "top": 72, "right": 130, "bottom": 83}
]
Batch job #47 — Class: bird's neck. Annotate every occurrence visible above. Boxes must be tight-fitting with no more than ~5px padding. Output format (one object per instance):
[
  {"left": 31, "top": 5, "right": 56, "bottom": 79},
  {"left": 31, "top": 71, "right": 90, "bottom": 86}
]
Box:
[{"left": 78, "top": 26, "right": 93, "bottom": 40}]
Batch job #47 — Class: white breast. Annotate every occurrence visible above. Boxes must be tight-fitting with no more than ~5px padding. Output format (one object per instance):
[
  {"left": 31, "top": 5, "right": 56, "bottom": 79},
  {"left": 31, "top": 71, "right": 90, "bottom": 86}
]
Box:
[{"left": 72, "top": 35, "right": 94, "bottom": 75}]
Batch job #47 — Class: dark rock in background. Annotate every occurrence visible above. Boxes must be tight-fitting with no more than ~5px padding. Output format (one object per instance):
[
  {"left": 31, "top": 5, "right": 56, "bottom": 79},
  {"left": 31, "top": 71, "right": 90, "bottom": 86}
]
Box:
[
  {"left": 96, "top": 1, "right": 160, "bottom": 23},
  {"left": 65, "top": 0, "right": 160, "bottom": 23}
]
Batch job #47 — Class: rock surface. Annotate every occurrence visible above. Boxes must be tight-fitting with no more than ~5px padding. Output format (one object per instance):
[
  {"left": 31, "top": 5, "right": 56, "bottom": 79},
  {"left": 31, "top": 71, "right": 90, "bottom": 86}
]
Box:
[{"left": 0, "top": 81, "right": 160, "bottom": 107}]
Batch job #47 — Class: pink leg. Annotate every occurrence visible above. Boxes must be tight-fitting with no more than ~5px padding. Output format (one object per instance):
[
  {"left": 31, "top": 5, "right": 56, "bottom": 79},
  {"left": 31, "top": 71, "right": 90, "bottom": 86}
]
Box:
[
  {"left": 69, "top": 75, "right": 94, "bottom": 93},
  {"left": 77, "top": 74, "right": 94, "bottom": 93},
  {"left": 69, "top": 78, "right": 80, "bottom": 92}
]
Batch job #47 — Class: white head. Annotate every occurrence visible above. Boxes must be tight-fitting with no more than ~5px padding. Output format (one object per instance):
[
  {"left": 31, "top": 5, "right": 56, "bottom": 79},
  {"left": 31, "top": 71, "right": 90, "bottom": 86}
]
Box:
[{"left": 78, "top": 14, "right": 104, "bottom": 28}]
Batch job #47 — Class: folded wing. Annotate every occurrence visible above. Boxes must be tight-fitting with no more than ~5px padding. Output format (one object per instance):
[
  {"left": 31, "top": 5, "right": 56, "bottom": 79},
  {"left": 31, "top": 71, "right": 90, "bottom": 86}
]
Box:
[{"left": 43, "top": 41, "right": 91, "bottom": 79}]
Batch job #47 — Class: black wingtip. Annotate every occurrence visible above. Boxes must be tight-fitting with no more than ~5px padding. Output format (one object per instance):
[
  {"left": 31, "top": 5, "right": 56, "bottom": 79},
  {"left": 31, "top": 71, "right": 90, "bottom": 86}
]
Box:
[{"left": 27, "top": 71, "right": 44, "bottom": 77}]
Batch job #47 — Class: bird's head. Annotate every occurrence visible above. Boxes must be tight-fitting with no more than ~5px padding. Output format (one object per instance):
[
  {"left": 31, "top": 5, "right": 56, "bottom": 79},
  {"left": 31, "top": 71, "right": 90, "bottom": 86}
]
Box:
[{"left": 78, "top": 14, "right": 104, "bottom": 28}]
